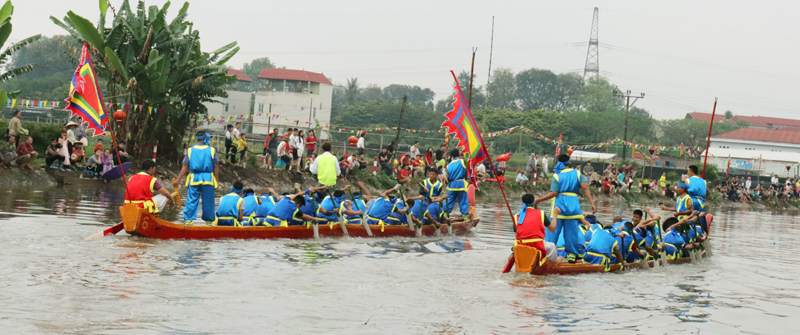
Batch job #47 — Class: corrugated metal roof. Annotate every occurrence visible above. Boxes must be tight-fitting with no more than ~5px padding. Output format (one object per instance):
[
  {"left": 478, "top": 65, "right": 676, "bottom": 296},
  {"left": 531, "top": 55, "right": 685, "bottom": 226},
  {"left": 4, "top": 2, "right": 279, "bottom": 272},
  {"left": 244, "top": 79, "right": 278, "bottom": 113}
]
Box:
[
  {"left": 257, "top": 68, "right": 333, "bottom": 85},
  {"left": 731, "top": 115, "right": 800, "bottom": 128}
]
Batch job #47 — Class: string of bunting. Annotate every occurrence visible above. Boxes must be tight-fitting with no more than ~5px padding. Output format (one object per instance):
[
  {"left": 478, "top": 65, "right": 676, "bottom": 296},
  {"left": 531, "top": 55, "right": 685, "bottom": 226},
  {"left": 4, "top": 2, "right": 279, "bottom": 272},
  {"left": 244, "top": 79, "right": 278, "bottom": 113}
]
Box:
[{"left": 6, "top": 99, "right": 63, "bottom": 109}]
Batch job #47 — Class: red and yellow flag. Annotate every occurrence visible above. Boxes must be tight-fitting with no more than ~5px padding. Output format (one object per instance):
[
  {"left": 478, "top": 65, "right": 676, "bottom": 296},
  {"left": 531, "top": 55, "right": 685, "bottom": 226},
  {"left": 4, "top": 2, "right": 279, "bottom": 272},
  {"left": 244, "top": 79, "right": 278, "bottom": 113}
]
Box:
[
  {"left": 65, "top": 43, "right": 109, "bottom": 136},
  {"left": 441, "top": 71, "right": 486, "bottom": 185}
]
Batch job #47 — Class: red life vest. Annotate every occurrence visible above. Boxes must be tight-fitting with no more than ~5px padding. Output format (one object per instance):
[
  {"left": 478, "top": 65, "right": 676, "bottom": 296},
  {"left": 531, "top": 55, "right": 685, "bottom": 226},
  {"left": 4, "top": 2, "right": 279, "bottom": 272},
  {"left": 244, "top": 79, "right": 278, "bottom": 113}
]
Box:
[
  {"left": 515, "top": 207, "right": 546, "bottom": 252},
  {"left": 125, "top": 172, "right": 158, "bottom": 213}
]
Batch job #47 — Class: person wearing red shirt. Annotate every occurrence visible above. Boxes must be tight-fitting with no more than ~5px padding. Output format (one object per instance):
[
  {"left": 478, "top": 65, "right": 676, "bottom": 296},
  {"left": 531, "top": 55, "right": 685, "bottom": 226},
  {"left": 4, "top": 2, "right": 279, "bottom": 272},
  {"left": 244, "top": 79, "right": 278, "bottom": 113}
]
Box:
[
  {"left": 398, "top": 165, "right": 412, "bottom": 190},
  {"left": 15, "top": 136, "right": 38, "bottom": 170},
  {"left": 93, "top": 139, "right": 104, "bottom": 154},
  {"left": 305, "top": 130, "right": 318, "bottom": 157},
  {"left": 602, "top": 178, "right": 616, "bottom": 194}
]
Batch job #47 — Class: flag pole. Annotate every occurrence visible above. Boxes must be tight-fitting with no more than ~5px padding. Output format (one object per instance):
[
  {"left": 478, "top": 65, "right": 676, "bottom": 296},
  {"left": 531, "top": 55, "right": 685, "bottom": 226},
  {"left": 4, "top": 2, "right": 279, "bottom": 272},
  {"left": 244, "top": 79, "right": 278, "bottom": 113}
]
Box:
[
  {"left": 701, "top": 98, "right": 718, "bottom": 178},
  {"left": 450, "top": 71, "right": 515, "bottom": 226}
]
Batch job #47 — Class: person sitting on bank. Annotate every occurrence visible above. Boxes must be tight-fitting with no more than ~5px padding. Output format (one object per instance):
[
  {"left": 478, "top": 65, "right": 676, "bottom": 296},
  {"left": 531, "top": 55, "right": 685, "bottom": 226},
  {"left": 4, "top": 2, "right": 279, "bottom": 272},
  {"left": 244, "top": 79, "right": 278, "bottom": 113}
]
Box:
[
  {"left": 215, "top": 181, "right": 245, "bottom": 226},
  {"left": 1, "top": 135, "right": 18, "bottom": 168},
  {"left": 85, "top": 149, "right": 103, "bottom": 177},
  {"left": 124, "top": 160, "right": 176, "bottom": 215},
  {"left": 15, "top": 136, "right": 38, "bottom": 170}
]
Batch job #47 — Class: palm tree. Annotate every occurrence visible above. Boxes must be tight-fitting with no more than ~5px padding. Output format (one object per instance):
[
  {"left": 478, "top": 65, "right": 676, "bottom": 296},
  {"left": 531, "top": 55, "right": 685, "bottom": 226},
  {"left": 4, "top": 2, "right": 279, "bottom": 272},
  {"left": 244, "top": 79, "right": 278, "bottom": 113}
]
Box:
[
  {"left": 345, "top": 77, "right": 359, "bottom": 106},
  {"left": 0, "top": 1, "right": 42, "bottom": 103},
  {"left": 51, "top": 0, "right": 239, "bottom": 161}
]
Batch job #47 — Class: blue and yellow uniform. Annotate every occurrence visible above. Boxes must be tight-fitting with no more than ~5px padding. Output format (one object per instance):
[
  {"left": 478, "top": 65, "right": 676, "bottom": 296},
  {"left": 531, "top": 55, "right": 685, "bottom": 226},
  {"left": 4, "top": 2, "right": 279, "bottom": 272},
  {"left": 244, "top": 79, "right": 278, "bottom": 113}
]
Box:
[
  {"left": 317, "top": 194, "right": 346, "bottom": 227},
  {"left": 424, "top": 178, "right": 444, "bottom": 199},
  {"left": 422, "top": 202, "right": 445, "bottom": 226},
  {"left": 366, "top": 196, "right": 398, "bottom": 231},
  {"left": 584, "top": 228, "right": 620, "bottom": 271},
  {"left": 240, "top": 193, "right": 260, "bottom": 226},
  {"left": 183, "top": 145, "right": 218, "bottom": 222},
  {"left": 345, "top": 195, "right": 368, "bottom": 224},
  {"left": 214, "top": 193, "right": 243, "bottom": 226},
  {"left": 583, "top": 223, "right": 603, "bottom": 245},
  {"left": 387, "top": 199, "right": 409, "bottom": 225},
  {"left": 253, "top": 195, "right": 277, "bottom": 226},
  {"left": 546, "top": 167, "right": 586, "bottom": 261},
  {"left": 675, "top": 193, "right": 692, "bottom": 221},
  {"left": 296, "top": 195, "right": 319, "bottom": 226},
  {"left": 616, "top": 230, "right": 638, "bottom": 263},
  {"left": 686, "top": 176, "right": 708, "bottom": 233},
  {"left": 409, "top": 199, "right": 425, "bottom": 222},
  {"left": 445, "top": 158, "right": 469, "bottom": 215},
  {"left": 264, "top": 197, "right": 304, "bottom": 227},
  {"left": 663, "top": 228, "right": 686, "bottom": 259}
]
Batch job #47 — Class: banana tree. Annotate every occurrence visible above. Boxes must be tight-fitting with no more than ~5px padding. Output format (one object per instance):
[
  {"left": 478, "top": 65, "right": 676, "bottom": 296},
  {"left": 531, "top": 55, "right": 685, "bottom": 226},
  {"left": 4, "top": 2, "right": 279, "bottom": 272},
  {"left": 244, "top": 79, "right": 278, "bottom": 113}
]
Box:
[
  {"left": 51, "top": 0, "right": 239, "bottom": 163},
  {"left": 0, "top": 0, "right": 42, "bottom": 104}
]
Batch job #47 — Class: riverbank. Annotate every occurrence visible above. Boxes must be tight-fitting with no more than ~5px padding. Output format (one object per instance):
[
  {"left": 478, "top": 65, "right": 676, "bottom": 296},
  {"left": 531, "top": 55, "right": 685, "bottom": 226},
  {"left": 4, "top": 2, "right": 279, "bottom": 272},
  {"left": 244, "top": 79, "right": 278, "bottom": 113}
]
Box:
[{"left": 1, "top": 164, "right": 797, "bottom": 211}]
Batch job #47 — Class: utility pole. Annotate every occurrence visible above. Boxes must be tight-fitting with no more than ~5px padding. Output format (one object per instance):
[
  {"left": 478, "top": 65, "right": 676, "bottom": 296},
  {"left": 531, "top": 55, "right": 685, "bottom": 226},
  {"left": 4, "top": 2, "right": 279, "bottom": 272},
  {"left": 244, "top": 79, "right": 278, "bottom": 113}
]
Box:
[
  {"left": 484, "top": 16, "right": 495, "bottom": 109},
  {"left": 468, "top": 47, "right": 477, "bottom": 108},
  {"left": 613, "top": 90, "right": 645, "bottom": 161},
  {"left": 266, "top": 103, "right": 272, "bottom": 135},
  {"left": 392, "top": 95, "right": 408, "bottom": 151}
]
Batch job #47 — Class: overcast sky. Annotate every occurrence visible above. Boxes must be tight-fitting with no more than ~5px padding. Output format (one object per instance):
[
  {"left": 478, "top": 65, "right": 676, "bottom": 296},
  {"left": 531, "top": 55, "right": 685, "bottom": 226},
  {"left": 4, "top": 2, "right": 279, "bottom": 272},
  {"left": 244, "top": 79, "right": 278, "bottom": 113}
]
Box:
[{"left": 9, "top": 0, "right": 800, "bottom": 120}]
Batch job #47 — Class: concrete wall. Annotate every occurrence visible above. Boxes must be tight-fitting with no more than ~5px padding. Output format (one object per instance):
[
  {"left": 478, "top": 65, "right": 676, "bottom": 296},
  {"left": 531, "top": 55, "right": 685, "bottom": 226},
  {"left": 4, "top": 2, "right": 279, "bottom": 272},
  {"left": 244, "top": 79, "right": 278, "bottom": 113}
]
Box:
[
  {"left": 706, "top": 137, "right": 800, "bottom": 178},
  {"left": 252, "top": 83, "right": 332, "bottom": 138},
  {"left": 200, "top": 90, "right": 253, "bottom": 135}
]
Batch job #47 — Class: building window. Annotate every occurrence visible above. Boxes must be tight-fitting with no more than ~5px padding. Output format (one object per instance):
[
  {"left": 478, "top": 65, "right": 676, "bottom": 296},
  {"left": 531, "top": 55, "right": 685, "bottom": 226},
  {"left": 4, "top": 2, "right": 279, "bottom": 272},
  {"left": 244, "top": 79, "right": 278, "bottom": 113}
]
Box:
[
  {"left": 258, "top": 103, "right": 264, "bottom": 113},
  {"left": 225, "top": 103, "right": 229, "bottom": 112}
]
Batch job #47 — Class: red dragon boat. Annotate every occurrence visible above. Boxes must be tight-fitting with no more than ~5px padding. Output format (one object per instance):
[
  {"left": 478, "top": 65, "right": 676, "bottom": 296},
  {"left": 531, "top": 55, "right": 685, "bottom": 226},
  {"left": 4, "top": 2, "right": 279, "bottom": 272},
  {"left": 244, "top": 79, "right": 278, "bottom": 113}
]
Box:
[
  {"left": 120, "top": 204, "right": 479, "bottom": 240},
  {"left": 511, "top": 244, "right": 709, "bottom": 275}
]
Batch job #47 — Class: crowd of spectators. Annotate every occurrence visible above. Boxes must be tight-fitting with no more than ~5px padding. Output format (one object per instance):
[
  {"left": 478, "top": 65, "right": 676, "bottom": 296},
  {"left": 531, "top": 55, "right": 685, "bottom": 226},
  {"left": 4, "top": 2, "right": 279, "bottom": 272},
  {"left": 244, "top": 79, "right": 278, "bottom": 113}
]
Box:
[{"left": 715, "top": 175, "right": 800, "bottom": 202}]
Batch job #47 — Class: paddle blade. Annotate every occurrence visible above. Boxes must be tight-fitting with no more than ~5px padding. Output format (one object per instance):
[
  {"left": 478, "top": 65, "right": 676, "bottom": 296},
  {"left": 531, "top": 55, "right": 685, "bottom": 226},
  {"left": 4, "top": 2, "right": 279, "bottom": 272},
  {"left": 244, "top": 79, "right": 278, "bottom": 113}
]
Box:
[
  {"left": 502, "top": 257, "right": 515, "bottom": 273},
  {"left": 85, "top": 221, "right": 124, "bottom": 240}
]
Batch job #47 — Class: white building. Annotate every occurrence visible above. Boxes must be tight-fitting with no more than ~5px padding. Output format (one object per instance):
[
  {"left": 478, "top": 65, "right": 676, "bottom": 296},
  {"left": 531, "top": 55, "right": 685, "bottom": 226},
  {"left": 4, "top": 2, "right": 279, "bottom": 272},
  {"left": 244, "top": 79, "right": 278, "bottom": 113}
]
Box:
[
  {"left": 703, "top": 128, "right": 800, "bottom": 177},
  {"left": 200, "top": 68, "right": 333, "bottom": 138},
  {"left": 251, "top": 68, "right": 333, "bottom": 137},
  {"left": 200, "top": 69, "right": 254, "bottom": 135}
]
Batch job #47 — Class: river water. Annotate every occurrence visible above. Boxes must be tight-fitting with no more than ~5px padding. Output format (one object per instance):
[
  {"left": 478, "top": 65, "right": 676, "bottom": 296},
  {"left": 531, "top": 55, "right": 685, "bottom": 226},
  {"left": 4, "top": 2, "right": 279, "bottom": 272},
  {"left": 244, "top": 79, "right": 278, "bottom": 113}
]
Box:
[{"left": 1, "top": 185, "right": 799, "bottom": 334}]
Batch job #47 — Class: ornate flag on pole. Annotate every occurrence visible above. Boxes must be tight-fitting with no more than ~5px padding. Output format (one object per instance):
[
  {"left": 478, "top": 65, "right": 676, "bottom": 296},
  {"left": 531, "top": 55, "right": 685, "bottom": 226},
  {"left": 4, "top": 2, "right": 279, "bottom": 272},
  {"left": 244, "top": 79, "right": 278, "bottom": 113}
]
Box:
[
  {"left": 555, "top": 131, "right": 562, "bottom": 156},
  {"left": 64, "top": 43, "right": 108, "bottom": 136},
  {"left": 441, "top": 71, "right": 486, "bottom": 184}
]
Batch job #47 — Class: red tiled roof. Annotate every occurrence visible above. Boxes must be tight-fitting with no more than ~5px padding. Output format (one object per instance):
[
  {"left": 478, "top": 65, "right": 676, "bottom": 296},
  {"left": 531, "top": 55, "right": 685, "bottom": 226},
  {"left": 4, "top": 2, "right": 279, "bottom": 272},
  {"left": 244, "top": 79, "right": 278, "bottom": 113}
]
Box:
[
  {"left": 685, "top": 112, "right": 725, "bottom": 122},
  {"left": 227, "top": 69, "right": 253, "bottom": 82},
  {"left": 730, "top": 115, "right": 800, "bottom": 128},
  {"left": 257, "top": 68, "right": 332, "bottom": 85},
  {"left": 714, "top": 128, "right": 800, "bottom": 145}
]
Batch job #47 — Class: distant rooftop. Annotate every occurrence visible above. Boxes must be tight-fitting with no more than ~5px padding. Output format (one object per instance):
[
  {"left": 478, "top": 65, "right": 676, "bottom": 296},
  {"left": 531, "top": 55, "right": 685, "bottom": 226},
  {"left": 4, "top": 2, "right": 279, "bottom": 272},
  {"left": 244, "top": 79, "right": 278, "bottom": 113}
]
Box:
[
  {"left": 257, "top": 68, "right": 332, "bottom": 85},
  {"left": 226, "top": 69, "right": 253, "bottom": 82},
  {"left": 685, "top": 112, "right": 725, "bottom": 122},
  {"left": 714, "top": 128, "right": 800, "bottom": 145}
]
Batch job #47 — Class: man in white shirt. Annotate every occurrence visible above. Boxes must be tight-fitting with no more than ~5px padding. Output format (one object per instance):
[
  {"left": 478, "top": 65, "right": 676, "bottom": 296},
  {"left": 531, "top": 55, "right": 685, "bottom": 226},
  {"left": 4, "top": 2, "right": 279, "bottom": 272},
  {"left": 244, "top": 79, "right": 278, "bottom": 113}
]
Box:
[
  {"left": 356, "top": 133, "right": 366, "bottom": 155},
  {"left": 409, "top": 141, "right": 421, "bottom": 158},
  {"left": 771, "top": 175, "right": 779, "bottom": 190},
  {"left": 277, "top": 137, "right": 291, "bottom": 170},
  {"left": 540, "top": 154, "right": 549, "bottom": 180},
  {"left": 288, "top": 129, "right": 299, "bottom": 169},
  {"left": 745, "top": 176, "right": 752, "bottom": 190}
]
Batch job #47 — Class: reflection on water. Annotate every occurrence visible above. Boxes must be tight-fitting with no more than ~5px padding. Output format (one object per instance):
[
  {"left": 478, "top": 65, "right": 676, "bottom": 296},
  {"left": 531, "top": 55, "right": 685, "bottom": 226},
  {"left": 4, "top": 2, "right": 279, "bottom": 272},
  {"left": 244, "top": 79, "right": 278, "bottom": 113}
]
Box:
[{"left": 1, "top": 185, "right": 800, "bottom": 334}]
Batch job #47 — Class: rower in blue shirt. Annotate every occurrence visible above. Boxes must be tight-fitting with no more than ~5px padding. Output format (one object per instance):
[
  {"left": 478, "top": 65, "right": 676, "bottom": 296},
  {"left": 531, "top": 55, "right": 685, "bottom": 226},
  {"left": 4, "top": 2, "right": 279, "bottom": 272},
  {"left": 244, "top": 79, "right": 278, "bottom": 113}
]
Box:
[
  {"left": 240, "top": 188, "right": 262, "bottom": 226},
  {"left": 252, "top": 189, "right": 279, "bottom": 226},
  {"left": 215, "top": 181, "right": 245, "bottom": 226},
  {"left": 685, "top": 165, "right": 709, "bottom": 234},
  {"left": 661, "top": 212, "right": 699, "bottom": 259},
  {"left": 534, "top": 154, "right": 596, "bottom": 263},
  {"left": 345, "top": 182, "right": 372, "bottom": 224},
  {"left": 445, "top": 149, "right": 470, "bottom": 216},
  {"left": 317, "top": 187, "right": 363, "bottom": 228},
  {"left": 422, "top": 195, "right": 451, "bottom": 228},
  {"left": 582, "top": 215, "right": 603, "bottom": 246},
  {"left": 366, "top": 186, "right": 409, "bottom": 231},
  {"left": 584, "top": 222, "right": 628, "bottom": 271},
  {"left": 264, "top": 191, "right": 321, "bottom": 227}
]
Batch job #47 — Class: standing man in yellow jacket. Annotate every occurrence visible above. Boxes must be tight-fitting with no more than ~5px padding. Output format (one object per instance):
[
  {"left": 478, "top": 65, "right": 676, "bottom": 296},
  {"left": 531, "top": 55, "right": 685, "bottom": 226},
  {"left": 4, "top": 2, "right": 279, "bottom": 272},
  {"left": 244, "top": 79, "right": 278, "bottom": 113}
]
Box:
[{"left": 310, "top": 141, "right": 340, "bottom": 187}]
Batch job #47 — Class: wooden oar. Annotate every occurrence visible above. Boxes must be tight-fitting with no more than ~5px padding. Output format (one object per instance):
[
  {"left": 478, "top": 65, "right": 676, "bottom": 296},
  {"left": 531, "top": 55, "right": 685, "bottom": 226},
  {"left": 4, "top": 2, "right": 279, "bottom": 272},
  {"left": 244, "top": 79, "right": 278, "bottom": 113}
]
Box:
[
  {"left": 347, "top": 188, "right": 372, "bottom": 237},
  {"left": 311, "top": 195, "right": 320, "bottom": 239},
  {"left": 332, "top": 194, "right": 349, "bottom": 238},
  {"left": 501, "top": 254, "right": 515, "bottom": 273},
  {"left": 396, "top": 185, "right": 420, "bottom": 237},
  {"left": 85, "top": 221, "right": 124, "bottom": 241}
]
